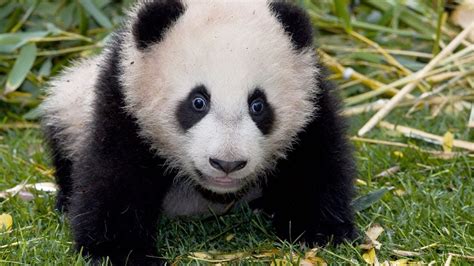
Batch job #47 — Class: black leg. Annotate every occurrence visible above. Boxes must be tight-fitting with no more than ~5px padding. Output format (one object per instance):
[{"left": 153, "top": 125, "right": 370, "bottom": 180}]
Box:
[
  {"left": 262, "top": 78, "right": 357, "bottom": 245},
  {"left": 69, "top": 159, "right": 169, "bottom": 264},
  {"left": 67, "top": 122, "right": 174, "bottom": 264},
  {"left": 42, "top": 125, "right": 73, "bottom": 213}
]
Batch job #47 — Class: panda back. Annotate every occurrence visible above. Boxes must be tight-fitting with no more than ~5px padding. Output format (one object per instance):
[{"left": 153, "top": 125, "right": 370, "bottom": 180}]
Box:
[{"left": 41, "top": 56, "right": 102, "bottom": 159}]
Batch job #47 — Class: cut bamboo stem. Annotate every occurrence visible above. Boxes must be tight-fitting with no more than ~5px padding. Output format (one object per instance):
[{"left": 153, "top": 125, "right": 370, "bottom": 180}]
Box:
[
  {"left": 358, "top": 21, "right": 474, "bottom": 136},
  {"left": 379, "top": 121, "right": 474, "bottom": 152},
  {"left": 319, "top": 51, "right": 402, "bottom": 96}
]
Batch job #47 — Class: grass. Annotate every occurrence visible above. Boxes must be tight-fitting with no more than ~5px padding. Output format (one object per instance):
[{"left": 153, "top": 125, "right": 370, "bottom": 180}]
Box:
[{"left": 1, "top": 0, "right": 474, "bottom": 264}]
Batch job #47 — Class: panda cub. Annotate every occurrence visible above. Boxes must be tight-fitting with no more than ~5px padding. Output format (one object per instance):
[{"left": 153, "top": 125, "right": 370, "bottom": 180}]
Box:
[{"left": 42, "top": 0, "right": 356, "bottom": 264}]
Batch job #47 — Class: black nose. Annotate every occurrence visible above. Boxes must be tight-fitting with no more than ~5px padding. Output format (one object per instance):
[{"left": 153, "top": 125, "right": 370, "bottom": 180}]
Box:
[{"left": 209, "top": 158, "right": 247, "bottom": 174}]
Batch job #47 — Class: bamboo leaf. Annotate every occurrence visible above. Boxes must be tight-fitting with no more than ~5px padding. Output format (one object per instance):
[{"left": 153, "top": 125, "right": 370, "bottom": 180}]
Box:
[
  {"left": 5, "top": 43, "right": 37, "bottom": 94},
  {"left": 79, "top": 0, "right": 113, "bottom": 29},
  {"left": 334, "top": 0, "right": 352, "bottom": 33},
  {"left": 0, "top": 31, "right": 48, "bottom": 53},
  {"left": 352, "top": 188, "right": 388, "bottom": 212}
]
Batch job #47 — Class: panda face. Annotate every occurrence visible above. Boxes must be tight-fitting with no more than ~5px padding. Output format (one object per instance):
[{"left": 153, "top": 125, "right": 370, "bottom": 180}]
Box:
[
  {"left": 121, "top": 0, "right": 319, "bottom": 194},
  {"left": 175, "top": 84, "right": 273, "bottom": 193}
]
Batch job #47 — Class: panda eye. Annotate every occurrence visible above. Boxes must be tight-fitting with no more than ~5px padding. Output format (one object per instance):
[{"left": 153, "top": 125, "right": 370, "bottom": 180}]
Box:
[
  {"left": 250, "top": 99, "right": 265, "bottom": 115},
  {"left": 192, "top": 96, "right": 207, "bottom": 112}
]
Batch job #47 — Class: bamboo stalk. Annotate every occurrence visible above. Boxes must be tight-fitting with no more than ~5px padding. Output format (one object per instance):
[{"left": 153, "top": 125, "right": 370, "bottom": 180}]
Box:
[
  {"left": 350, "top": 136, "right": 470, "bottom": 158},
  {"left": 350, "top": 31, "right": 412, "bottom": 75},
  {"left": 469, "top": 103, "right": 474, "bottom": 128},
  {"left": 379, "top": 121, "right": 474, "bottom": 152},
  {"left": 358, "top": 21, "right": 474, "bottom": 136},
  {"left": 319, "top": 51, "right": 403, "bottom": 97},
  {"left": 320, "top": 45, "right": 433, "bottom": 58}
]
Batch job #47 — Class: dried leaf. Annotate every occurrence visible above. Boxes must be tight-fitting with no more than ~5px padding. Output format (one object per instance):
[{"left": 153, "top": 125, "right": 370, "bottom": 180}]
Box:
[
  {"left": 442, "top": 132, "right": 454, "bottom": 153},
  {"left": 376, "top": 166, "right": 400, "bottom": 178},
  {"left": 225, "top": 234, "right": 235, "bottom": 241},
  {"left": 31, "top": 182, "right": 57, "bottom": 192},
  {"left": 18, "top": 191, "right": 34, "bottom": 201},
  {"left": 0, "top": 213, "right": 13, "bottom": 231},
  {"left": 366, "top": 224, "right": 384, "bottom": 242},
  {"left": 450, "top": 0, "right": 474, "bottom": 41},
  {"left": 303, "top": 257, "right": 327, "bottom": 265},
  {"left": 393, "top": 189, "right": 406, "bottom": 197},
  {"left": 300, "top": 259, "right": 314, "bottom": 266},
  {"left": 189, "top": 252, "right": 213, "bottom": 260},
  {"left": 444, "top": 254, "right": 453, "bottom": 266},
  {"left": 271, "top": 259, "right": 292, "bottom": 266},
  {"left": 303, "top": 248, "right": 326, "bottom": 265},
  {"left": 383, "top": 259, "right": 423, "bottom": 266},
  {"left": 214, "top": 252, "right": 247, "bottom": 260},
  {"left": 0, "top": 182, "right": 58, "bottom": 200},
  {"left": 362, "top": 248, "right": 378, "bottom": 265},
  {"left": 394, "top": 151, "right": 404, "bottom": 158},
  {"left": 360, "top": 224, "right": 384, "bottom": 250},
  {"left": 392, "top": 249, "right": 421, "bottom": 257}
]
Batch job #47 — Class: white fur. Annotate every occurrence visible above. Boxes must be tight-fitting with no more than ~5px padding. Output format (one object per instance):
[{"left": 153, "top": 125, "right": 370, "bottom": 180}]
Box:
[
  {"left": 41, "top": 56, "right": 102, "bottom": 159},
  {"left": 121, "top": 0, "right": 319, "bottom": 193}
]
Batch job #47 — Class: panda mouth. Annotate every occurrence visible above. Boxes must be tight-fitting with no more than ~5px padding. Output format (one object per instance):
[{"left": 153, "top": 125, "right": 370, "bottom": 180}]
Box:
[{"left": 195, "top": 170, "right": 242, "bottom": 190}]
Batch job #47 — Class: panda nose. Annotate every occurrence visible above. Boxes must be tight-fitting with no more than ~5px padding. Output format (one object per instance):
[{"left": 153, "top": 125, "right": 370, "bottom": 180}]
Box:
[{"left": 209, "top": 158, "right": 247, "bottom": 174}]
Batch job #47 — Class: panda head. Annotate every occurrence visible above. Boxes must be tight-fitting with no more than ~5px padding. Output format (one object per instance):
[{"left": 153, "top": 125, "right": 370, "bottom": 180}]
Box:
[{"left": 121, "top": 0, "right": 319, "bottom": 194}]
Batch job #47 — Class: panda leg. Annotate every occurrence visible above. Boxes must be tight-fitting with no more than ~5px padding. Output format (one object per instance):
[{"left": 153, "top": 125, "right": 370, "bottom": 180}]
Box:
[
  {"left": 43, "top": 126, "right": 73, "bottom": 212},
  {"left": 66, "top": 128, "right": 172, "bottom": 265},
  {"left": 262, "top": 80, "right": 357, "bottom": 245}
]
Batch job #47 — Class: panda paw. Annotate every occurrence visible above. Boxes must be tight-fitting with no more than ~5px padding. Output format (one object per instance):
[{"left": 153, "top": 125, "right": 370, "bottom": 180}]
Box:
[
  {"left": 303, "top": 223, "right": 359, "bottom": 246},
  {"left": 274, "top": 221, "right": 359, "bottom": 246}
]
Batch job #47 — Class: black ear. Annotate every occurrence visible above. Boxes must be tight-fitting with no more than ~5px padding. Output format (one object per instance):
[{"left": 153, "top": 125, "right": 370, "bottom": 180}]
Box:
[
  {"left": 269, "top": 1, "right": 313, "bottom": 50},
  {"left": 132, "top": 0, "right": 186, "bottom": 50}
]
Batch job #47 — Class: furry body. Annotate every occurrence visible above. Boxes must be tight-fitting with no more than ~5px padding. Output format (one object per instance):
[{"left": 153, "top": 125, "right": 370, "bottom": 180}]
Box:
[{"left": 42, "top": 0, "right": 356, "bottom": 264}]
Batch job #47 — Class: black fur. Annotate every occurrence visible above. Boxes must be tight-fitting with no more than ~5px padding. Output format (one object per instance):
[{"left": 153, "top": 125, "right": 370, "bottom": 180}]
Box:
[
  {"left": 42, "top": 124, "right": 73, "bottom": 212},
  {"left": 133, "top": 0, "right": 185, "bottom": 50},
  {"left": 262, "top": 68, "right": 357, "bottom": 245},
  {"left": 270, "top": 1, "right": 314, "bottom": 50},
  {"left": 66, "top": 34, "right": 175, "bottom": 265},
  {"left": 248, "top": 89, "right": 275, "bottom": 135},
  {"left": 43, "top": 2, "right": 356, "bottom": 264},
  {"left": 176, "top": 85, "right": 211, "bottom": 131}
]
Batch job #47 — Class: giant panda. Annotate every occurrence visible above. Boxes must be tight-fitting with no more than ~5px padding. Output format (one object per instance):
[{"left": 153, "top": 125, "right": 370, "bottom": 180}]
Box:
[{"left": 41, "top": 0, "right": 357, "bottom": 264}]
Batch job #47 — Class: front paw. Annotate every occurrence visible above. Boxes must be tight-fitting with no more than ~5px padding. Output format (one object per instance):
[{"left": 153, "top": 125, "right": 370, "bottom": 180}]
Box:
[
  {"left": 274, "top": 220, "right": 358, "bottom": 246},
  {"left": 303, "top": 223, "right": 359, "bottom": 246}
]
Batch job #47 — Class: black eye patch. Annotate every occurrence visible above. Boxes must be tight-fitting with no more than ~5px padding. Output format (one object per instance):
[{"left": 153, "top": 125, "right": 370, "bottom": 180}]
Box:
[
  {"left": 176, "top": 85, "right": 211, "bottom": 131},
  {"left": 248, "top": 89, "right": 275, "bottom": 135}
]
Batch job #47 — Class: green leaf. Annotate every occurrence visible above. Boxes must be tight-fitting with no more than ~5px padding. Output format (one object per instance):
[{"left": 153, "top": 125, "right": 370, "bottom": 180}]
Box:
[
  {"left": 0, "top": 31, "right": 48, "bottom": 53},
  {"left": 5, "top": 43, "right": 37, "bottom": 95},
  {"left": 79, "top": 0, "right": 112, "bottom": 29},
  {"left": 38, "top": 57, "right": 52, "bottom": 78},
  {"left": 334, "top": 0, "right": 352, "bottom": 33},
  {"left": 23, "top": 106, "right": 42, "bottom": 120},
  {"left": 352, "top": 188, "right": 388, "bottom": 212}
]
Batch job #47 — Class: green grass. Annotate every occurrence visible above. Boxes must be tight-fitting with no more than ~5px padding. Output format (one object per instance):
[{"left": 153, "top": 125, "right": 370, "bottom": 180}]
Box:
[{"left": 1, "top": 108, "right": 473, "bottom": 265}]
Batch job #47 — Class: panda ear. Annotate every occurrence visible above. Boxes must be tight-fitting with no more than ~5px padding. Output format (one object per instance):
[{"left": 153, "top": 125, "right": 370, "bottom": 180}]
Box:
[
  {"left": 269, "top": 1, "right": 313, "bottom": 50},
  {"left": 132, "top": 0, "right": 186, "bottom": 50}
]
